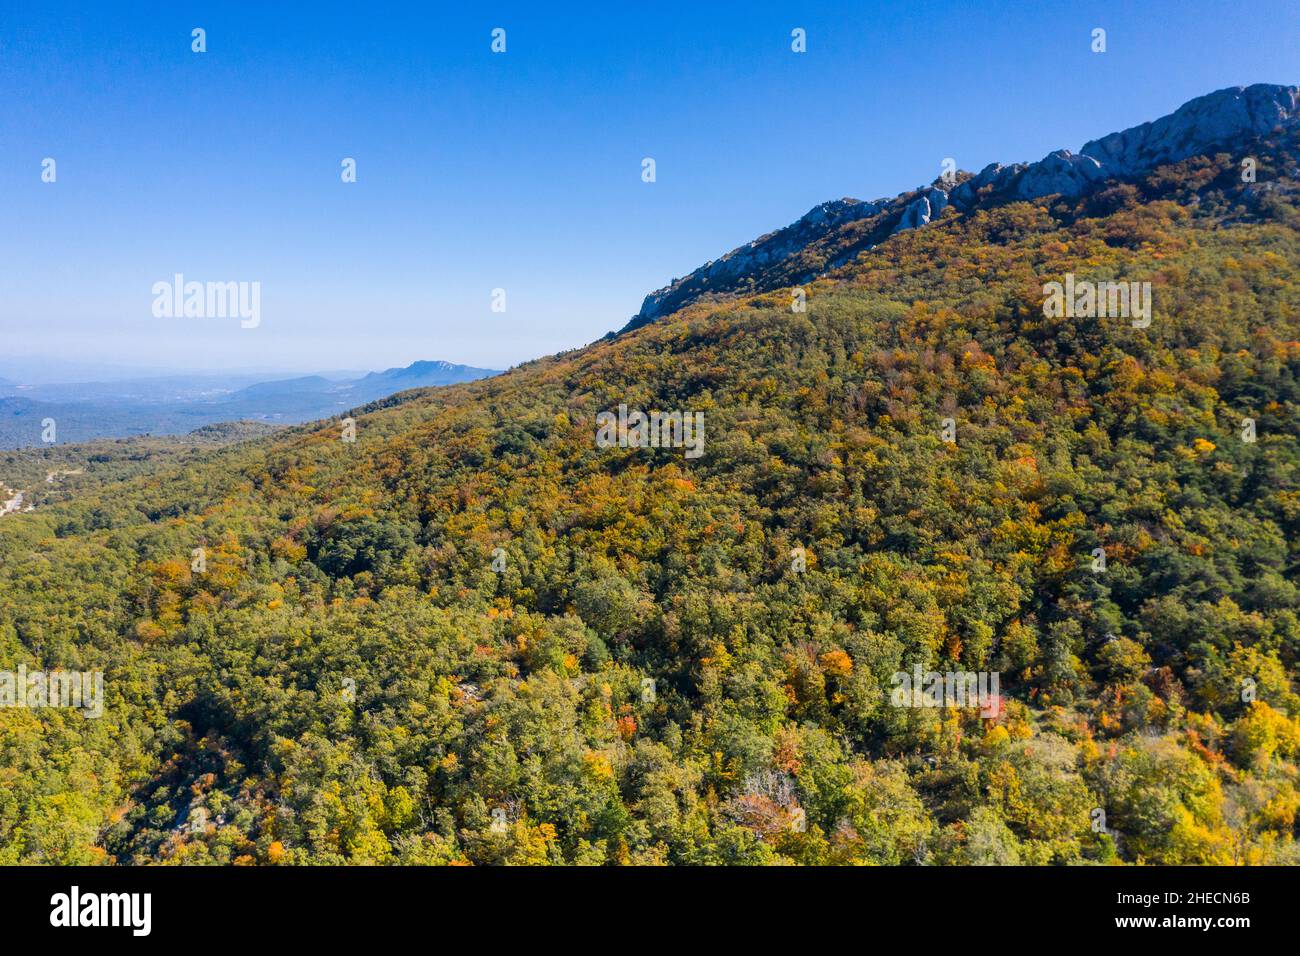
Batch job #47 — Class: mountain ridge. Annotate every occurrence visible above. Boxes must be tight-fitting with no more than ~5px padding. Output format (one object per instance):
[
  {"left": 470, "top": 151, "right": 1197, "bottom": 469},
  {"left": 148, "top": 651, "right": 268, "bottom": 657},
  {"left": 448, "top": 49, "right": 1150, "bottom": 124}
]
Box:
[{"left": 623, "top": 83, "right": 1300, "bottom": 332}]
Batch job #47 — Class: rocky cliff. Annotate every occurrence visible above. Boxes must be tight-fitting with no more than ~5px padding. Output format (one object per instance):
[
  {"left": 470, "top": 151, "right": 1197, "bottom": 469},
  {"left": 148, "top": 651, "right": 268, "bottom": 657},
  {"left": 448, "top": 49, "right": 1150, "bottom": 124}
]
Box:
[{"left": 622, "top": 83, "right": 1299, "bottom": 333}]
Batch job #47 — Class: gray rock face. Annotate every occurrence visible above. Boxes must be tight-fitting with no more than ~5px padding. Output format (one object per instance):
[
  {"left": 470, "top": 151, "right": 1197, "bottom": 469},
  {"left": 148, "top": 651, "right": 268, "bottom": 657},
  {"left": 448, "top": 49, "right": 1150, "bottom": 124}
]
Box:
[
  {"left": 624, "top": 83, "right": 1299, "bottom": 331},
  {"left": 1012, "top": 150, "right": 1106, "bottom": 199},
  {"left": 893, "top": 188, "right": 950, "bottom": 233},
  {"left": 995, "top": 84, "right": 1298, "bottom": 204},
  {"left": 1081, "top": 83, "right": 1300, "bottom": 177},
  {"left": 949, "top": 162, "right": 1024, "bottom": 209}
]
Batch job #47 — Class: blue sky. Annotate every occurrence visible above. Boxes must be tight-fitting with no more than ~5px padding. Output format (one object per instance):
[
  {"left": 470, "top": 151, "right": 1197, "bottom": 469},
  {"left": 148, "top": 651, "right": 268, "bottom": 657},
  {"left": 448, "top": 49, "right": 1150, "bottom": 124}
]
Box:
[{"left": 0, "top": 0, "right": 1295, "bottom": 374}]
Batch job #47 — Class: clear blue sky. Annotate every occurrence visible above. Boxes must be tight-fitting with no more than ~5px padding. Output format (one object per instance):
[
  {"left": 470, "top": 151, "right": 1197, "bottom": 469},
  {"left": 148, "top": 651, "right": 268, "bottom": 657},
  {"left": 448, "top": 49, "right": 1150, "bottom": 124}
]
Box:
[{"left": 0, "top": 0, "right": 1295, "bottom": 373}]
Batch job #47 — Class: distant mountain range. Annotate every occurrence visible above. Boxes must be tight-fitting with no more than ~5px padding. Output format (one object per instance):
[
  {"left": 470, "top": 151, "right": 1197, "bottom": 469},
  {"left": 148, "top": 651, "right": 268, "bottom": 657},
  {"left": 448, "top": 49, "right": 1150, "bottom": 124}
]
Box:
[{"left": 0, "top": 359, "right": 499, "bottom": 448}]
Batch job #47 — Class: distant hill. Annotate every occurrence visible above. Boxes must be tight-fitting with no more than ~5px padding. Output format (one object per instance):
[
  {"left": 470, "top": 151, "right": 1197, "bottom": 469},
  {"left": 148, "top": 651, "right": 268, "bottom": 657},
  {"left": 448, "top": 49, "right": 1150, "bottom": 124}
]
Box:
[
  {"left": 211, "top": 360, "right": 500, "bottom": 418},
  {"left": 0, "top": 359, "right": 500, "bottom": 448},
  {"left": 215, "top": 376, "right": 338, "bottom": 399},
  {"left": 347, "top": 360, "right": 500, "bottom": 403}
]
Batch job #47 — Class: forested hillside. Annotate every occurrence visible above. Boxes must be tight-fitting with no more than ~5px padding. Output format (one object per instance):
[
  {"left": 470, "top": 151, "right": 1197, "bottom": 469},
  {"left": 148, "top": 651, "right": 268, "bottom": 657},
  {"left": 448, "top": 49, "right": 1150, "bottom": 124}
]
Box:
[{"left": 2, "top": 136, "right": 1299, "bottom": 865}]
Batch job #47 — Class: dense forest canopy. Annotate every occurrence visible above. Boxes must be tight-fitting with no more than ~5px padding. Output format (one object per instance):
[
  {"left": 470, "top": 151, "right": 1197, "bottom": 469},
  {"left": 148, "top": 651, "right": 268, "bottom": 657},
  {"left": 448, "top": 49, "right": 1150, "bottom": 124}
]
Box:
[{"left": 2, "top": 138, "right": 1299, "bottom": 865}]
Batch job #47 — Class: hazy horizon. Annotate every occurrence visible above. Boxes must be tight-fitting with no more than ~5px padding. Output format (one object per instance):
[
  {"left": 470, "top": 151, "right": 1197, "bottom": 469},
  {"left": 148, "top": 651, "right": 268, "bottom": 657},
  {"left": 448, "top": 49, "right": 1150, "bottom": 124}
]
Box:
[{"left": 0, "top": 353, "right": 501, "bottom": 386}]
